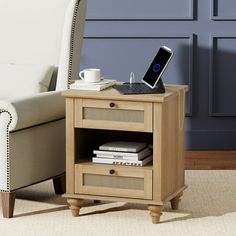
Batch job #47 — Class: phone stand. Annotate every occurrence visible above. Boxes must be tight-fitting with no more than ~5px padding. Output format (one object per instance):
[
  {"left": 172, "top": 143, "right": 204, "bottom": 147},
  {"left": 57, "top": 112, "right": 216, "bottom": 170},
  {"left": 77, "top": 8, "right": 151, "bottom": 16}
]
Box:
[{"left": 153, "top": 77, "right": 165, "bottom": 93}]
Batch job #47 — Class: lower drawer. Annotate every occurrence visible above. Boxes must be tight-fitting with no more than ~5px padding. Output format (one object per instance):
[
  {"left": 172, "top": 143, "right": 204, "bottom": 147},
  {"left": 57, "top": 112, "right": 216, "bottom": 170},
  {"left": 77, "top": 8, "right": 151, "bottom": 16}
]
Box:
[{"left": 75, "top": 164, "right": 153, "bottom": 199}]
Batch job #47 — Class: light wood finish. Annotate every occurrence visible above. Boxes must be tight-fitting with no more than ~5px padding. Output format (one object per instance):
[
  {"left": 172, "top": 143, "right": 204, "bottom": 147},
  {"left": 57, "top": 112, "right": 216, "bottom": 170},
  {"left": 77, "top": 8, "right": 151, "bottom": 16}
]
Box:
[
  {"left": 185, "top": 150, "right": 236, "bottom": 170},
  {"left": 158, "top": 89, "right": 185, "bottom": 200},
  {"left": 66, "top": 99, "right": 75, "bottom": 194},
  {"left": 64, "top": 193, "right": 163, "bottom": 205},
  {"left": 170, "top": 191, "right": 183, "bottom": 210},
  {"left": 67, "top": 198, "right": 83, "bottom": 217},
  {"left": 1, "top": 192, "right": 16, "bottom": 218},
  {"left": 153, "top": 89, "right": 185, "bottom": 202},
  {"left": 62, "top": 84, "right": 188, "bottom": 103},
  {"left": 75, "top": 163, "right": 152, "bottom": 199},
  {"left": 153, "top": 103, "right": 163, "bottom": 201},
  {"left": 148, "top": 205, "right": 163, "bottom": 224},
  {"left": 164, "top": 186, "right": 187, "bottom": 203},
  {"left": 63, "top": 84, "right": 187, "bottom": 223},
  {"left": 75, "top": 99, "right": 152, "bottom": 132},
  {"left": 74, "top": 99, "right": 83, "bottom": 129}
]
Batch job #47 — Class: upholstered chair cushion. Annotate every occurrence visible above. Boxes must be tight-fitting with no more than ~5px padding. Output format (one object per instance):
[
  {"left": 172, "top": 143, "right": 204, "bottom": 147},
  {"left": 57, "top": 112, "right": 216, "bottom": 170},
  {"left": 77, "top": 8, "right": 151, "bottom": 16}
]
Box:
[
  {"left": 0, "top": 91, "right": 65, "bottom": 132},
  {"left": 0, "top": 64, "right": 54, "bottom": 100}
]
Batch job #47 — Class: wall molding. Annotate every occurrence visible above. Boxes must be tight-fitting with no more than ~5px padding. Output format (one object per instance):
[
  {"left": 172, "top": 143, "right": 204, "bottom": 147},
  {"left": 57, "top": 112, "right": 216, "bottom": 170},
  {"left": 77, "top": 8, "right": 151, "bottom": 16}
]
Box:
[
  {"left": 211, "top": 0, "right": 236, "bottom": 21},
  {"left": 209, "top": 35, "right": 236, "bottom": 116},
  {"left": 84, "top": 34, "right": 196, "bottom": 116},
  {"left": 86, "top": 0, "right": 195, "bottom": 21},
  {"left": 186, "top": 130, "right": 236, "bottom": 149}
]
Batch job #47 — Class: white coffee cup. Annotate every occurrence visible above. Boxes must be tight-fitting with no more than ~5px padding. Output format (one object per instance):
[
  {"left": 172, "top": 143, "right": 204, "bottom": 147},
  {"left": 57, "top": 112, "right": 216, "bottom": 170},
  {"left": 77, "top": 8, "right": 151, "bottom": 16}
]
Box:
[{"left": 79, "top": 68, "right": 101, "bottom": 83}]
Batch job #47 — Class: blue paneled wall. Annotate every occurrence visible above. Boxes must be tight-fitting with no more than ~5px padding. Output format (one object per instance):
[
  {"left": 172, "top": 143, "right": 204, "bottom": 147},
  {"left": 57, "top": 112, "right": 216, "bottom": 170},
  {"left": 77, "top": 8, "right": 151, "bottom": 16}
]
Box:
[{"left": 80, "top": 0, "right": 236, "bottom": 149}]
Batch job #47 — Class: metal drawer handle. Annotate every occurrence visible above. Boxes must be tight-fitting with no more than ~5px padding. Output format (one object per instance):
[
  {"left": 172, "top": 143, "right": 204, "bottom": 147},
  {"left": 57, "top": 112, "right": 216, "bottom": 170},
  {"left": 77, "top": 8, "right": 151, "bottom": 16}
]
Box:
[
  {"left": 109, "top": 102, "right": 115, "bottom": 108},
  {"left": 109, "top": 169, "right": 115, "bottom": 175}
]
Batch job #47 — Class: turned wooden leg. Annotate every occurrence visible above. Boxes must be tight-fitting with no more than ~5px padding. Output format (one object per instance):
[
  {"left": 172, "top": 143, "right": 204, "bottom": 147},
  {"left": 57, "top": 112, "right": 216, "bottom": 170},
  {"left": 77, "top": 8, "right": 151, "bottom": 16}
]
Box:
[
  {"left": 148, "top": 205, "right": 163, "bottom": 224},
  {"left": 53, "top": 174, "right": 66, "bottom": 195},
  {"left": 67, "top": 198, "right": 83, "bottom": 217},
  {"left": 170, "top": 192, "right": 183, "bottom": 210},
  {"left": 1, "top": 192, "right": 16, "bottom": 218}
]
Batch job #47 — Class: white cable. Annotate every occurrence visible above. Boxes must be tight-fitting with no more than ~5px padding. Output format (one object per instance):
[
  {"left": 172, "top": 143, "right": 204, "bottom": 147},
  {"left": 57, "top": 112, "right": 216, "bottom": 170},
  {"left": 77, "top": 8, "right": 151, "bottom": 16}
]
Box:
[
  {"left": 129, "top": 72, "right": 135, "bottom": 84},
  {"left": 178, "top": 89, "right": 185, "bottom": 130}
]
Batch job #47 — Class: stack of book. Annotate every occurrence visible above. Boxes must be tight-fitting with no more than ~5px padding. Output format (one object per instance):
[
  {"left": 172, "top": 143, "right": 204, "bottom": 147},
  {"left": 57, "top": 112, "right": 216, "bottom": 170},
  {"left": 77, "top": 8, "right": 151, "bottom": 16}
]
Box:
[
  {"left": 69, "top": 78, "right": 116, "bottom": 91},
  {"left": 92, "top": 141, "right": 153, "bottom": 166}
]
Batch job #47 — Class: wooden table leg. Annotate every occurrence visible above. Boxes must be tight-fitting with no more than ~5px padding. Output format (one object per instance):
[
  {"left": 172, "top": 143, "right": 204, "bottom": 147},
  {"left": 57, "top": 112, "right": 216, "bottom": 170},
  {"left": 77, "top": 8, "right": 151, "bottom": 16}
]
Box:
[
  {"left": 170, "top": 192, "right": 183, "bottom": 210},
  {"left": 148, "top": 205, "right": 163, "bottom": 224},
  {"left": 67, "top": 198, "right": 83, "bottom": 217}
]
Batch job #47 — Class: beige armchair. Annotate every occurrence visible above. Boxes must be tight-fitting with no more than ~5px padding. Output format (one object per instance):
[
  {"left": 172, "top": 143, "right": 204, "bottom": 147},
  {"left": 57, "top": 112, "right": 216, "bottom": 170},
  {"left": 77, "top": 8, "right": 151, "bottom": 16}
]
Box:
[{"left": 0, "top": 0, "right": 87, "bottom": 218}]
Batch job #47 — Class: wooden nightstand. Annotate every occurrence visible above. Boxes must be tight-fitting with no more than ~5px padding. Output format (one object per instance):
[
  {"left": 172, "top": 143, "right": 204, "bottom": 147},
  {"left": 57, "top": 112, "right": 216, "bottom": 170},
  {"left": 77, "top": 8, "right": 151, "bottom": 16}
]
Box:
[{"left": 62, "top": 84, "right": 188, "bottom": 224}]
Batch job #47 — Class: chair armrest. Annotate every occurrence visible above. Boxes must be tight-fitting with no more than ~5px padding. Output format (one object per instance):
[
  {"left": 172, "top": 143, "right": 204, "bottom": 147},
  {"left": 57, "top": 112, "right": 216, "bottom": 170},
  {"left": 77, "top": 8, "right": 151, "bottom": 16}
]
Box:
[
  {"left": 0, "top": 91, "right": 65, "bottom": 132},
  {"left": 0, "top": 100, "right": 18, "bottom": 131}
]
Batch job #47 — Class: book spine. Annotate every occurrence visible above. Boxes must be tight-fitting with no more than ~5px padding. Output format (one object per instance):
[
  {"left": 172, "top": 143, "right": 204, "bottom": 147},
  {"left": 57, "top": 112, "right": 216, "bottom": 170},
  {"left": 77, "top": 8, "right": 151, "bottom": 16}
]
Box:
[
  {"left": 92, "top": 155, "right": 152, "bottom": 166},
  {"left": 96, "top": 154, "right": 140, "bottom": 161},
  {"left": 69, "top": 80, "right": 115, "bottom": 91},
  {"left": 93, "top": 150, "right": 138, "bottom": 157},
  {"left": 94, "top": 148, "right": 151, "bottom": 158},
  {"left": 99, "top": 147, "right": 136, "bottom": 152},
  {"left": 99, "top": 81, "right": 116, "bottom": 91}
]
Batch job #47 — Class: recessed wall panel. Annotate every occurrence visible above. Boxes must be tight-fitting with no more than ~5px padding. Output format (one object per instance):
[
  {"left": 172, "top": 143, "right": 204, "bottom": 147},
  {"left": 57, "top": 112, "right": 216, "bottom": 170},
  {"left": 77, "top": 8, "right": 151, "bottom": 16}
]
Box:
[
  {"left": 86, "top": 0, "right": 194, "bottom": 20},
  {"left": 210, "top": 36, "right": 236, "bottom": 116},
  {"left": 211, "top": 0, "right": 236, "bottom": 20},
  {"left": 81, "top": 35, "right": 194, "bottom": 115}
]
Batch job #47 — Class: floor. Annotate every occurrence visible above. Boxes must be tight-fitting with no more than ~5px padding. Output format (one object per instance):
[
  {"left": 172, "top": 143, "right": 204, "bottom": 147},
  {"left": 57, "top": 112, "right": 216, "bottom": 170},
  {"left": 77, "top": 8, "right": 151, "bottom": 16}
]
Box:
[{"left": 0, "top": 170, "right": 235, "bottom": 236}]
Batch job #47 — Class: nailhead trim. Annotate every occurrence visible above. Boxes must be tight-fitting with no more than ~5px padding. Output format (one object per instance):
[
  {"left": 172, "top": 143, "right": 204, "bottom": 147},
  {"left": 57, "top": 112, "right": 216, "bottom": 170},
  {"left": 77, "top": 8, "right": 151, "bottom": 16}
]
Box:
[
  {"left": 0, "top": 109, "right": 13, "bottom": 192},
  {"left": 68, "top": 0, "right": 80, "bottom": 88}
]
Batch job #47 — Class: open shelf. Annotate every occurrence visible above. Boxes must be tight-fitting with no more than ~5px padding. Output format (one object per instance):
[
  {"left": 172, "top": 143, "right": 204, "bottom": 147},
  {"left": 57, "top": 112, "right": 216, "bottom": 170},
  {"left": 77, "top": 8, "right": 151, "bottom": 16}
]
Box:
[{"left": 74, "top": 128, "right": 153, "bottom": 166}]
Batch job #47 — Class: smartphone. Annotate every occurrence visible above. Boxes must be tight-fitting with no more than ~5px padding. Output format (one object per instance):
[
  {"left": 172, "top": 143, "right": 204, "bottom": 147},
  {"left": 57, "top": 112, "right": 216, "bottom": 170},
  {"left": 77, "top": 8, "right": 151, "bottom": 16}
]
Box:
[{"left": 142, "top": 46, "right": 173, "bottom": 89}]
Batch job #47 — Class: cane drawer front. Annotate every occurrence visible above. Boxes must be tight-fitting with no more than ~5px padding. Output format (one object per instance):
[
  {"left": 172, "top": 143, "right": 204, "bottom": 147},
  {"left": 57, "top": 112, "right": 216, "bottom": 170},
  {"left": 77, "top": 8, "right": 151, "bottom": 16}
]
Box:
[
  {"left": 74, "top": 99, "right": 152, "bottom": 132},
  {"left": 75, "top": 164, "right": 153, "bottom": 199}
]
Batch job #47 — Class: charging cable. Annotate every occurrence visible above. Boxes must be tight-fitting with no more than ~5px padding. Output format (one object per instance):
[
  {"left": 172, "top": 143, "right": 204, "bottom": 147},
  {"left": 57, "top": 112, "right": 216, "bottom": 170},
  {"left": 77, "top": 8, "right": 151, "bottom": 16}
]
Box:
[
  {"left": 178, "top": 89, "right": 185, "bottom": 130},
  {"left": 129, "top": 72, "right": 135, "bottom": 84}
]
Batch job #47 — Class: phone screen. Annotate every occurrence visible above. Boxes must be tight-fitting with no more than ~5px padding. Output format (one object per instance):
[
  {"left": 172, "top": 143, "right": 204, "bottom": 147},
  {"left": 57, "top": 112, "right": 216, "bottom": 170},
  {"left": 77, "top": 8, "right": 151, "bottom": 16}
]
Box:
[{"left": 142, "top": 47, "right": 172, "bottom": 87}]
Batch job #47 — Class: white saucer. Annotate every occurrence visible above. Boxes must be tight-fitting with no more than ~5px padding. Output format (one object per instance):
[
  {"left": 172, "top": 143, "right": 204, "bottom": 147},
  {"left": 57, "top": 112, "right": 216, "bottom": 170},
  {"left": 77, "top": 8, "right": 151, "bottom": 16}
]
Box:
[
  {"left": 75, "top": 77, "right": 110, "bottom": 85},
  {"left": 85, "top": 78, "right": 109, "bottom": 85}
]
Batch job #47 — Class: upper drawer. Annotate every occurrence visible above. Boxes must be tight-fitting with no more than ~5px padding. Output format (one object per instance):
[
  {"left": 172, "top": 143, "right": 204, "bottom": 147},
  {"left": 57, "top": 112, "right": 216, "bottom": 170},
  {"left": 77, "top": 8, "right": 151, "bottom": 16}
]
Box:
[{"left": 74, "top": 99, "right": 152, "bottom": 132}]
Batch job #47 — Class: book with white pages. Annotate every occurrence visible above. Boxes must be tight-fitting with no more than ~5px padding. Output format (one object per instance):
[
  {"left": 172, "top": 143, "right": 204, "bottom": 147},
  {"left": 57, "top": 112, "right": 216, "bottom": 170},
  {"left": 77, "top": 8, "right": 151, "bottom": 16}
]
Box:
[
  {"left": 95, "top": 151, "right": 150, "bottom": 161},
  {"left": 69, "top": 78, "right": 116, "bottom": 91},
  {"left": 92, "top": 155, "right": 153, "bottom": 166},
  {"left": 99, "top": 141, "right": 147, "bottom": 153},
  {"left": 93, "top": 147, "right": 151, "bottom": 159},
  {"left": 95, "top": 154, "right": 146, "bottom": 161}
]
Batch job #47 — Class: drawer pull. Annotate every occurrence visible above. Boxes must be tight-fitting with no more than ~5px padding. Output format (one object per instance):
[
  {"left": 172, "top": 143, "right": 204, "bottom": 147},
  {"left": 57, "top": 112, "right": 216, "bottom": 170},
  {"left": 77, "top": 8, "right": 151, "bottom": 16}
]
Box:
[
  {"left": 109, "top": 102, "right": 115, "bottom": 108},
  {"left": 109, "top": 169, "right": 115, "bottom": 175}
]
